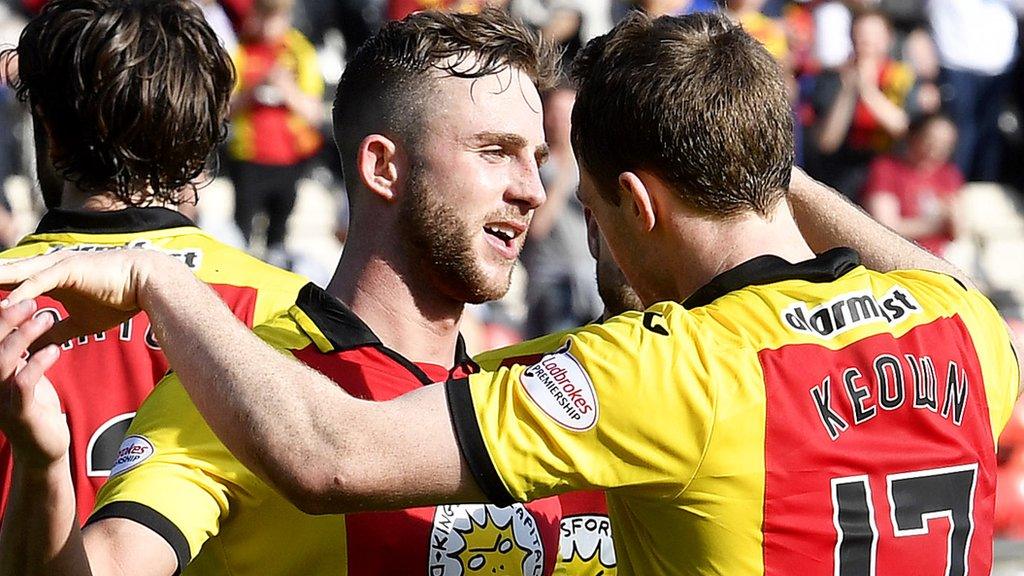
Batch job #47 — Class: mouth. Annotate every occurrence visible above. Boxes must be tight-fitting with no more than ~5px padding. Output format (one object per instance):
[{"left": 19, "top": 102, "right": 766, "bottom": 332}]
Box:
[{"left": 483, "top": 220, "right": 527, "bottom": 260}]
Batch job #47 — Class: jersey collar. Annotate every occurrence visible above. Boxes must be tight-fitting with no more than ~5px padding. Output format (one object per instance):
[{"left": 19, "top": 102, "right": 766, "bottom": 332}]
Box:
[
  {"left": 291, "top": 282, "right": 474, "bottom": 370},
  {"left": 34, "top": 207, "right": 196, "bottom": 235},
  {"left": 683, "top": 247, "right": 861, "bottom": 309}
]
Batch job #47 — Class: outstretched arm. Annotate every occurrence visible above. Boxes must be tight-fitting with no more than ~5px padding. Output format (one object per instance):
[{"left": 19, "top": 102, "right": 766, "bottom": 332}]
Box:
[{"left": 0, "top": 252, "right": 483, "bottom": 514}]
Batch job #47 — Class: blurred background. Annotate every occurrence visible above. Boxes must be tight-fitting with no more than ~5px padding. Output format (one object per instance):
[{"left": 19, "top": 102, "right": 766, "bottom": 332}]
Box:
[{"left": 4, "top": 0, "right": 1024, "bottom": 568}]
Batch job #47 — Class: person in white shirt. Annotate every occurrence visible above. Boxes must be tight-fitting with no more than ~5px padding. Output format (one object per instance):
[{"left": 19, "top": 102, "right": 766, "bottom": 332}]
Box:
[{"left": 928, "top": 0, "right": 1018, "bottom": 181}]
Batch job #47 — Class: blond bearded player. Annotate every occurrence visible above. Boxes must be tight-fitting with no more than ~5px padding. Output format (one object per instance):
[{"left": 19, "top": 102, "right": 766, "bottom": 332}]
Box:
[{"left": 0, "top": 12, "right": 1021, "bottom": 576}]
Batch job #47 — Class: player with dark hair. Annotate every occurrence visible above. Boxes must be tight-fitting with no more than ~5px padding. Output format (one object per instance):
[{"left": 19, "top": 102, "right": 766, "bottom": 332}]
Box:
[
  {"left": 0, "top": 7, "right": 617, "bottom": 576},
  {"left": 1, "top": 10, "right": 1021, "bottom": 576},
  {"left": 0, "top": 0, "right": 306, "bottom": 525}
]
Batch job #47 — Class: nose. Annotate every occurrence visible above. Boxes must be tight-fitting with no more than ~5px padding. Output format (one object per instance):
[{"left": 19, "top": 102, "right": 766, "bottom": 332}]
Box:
[{"left": 505, "top": 159, "right": 546, "bottom": 213}]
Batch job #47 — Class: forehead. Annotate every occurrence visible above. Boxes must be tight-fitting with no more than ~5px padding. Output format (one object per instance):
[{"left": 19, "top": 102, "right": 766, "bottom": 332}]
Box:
[{"left": 422, "top": 66, "right": 545, "bottom": 144}]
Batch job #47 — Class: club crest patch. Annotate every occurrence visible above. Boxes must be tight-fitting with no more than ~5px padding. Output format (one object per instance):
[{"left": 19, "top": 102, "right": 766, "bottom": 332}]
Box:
[
  {"left": 520, "top": 342, "right": 598, "bottom": 431},
  {"left": 558, "top": 514, "right": 617, "bottom": 573},
  {"left": 429, "top": 503, "right": 544, "bottom": 575}
]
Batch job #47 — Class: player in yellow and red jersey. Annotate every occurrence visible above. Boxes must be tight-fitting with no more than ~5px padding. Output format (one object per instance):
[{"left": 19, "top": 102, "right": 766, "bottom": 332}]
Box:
[
  {"left": 0, "top": 6, "right": 612, "bottom": 576},
  {"left": 0, "top": 210, "right": 305, "bottom": 523},
  {"left": 1, "top": 11, "right": 1020, "bottom": 576},
  {"left": 0, "top": 0, "right": 305, "bottom": 526}
]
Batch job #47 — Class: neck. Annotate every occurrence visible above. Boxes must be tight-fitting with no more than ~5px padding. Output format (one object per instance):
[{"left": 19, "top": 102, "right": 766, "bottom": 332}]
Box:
[
  {"left": 325, "top": 224, "right": 464, "bottom": 366},
  {"left": 652, "top": 201, "right": 816, "bottom": 305},
  {"left": 58, "top": 184, "right": 180, "bottom": 213}
]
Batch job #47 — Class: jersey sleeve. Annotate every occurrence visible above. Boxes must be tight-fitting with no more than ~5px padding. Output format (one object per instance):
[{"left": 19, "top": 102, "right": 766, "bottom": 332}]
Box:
[
  {"left": 448, "top": 306, "right": 718, "bottom": 505},
  {"left": 88, "top": 373, "right": 264, "bottom": 572},
  {"left": 958, "top": 287, "right": 1021, "bottom": 439}
]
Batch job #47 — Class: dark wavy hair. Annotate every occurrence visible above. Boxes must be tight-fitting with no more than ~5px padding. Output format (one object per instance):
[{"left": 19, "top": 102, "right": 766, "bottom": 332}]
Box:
[
  {"left": 0, "top": 0, "right": 235, "bottom": 206},
  {"left": 571, "top": 12, "right": 794, "bottom": 216},
  {"left": 332, "top": 8, "right": 560, "bottom": 195}
]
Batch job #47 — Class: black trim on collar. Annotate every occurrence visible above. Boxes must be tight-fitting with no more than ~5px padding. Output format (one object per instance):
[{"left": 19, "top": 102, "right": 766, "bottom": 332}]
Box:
[
  {"left": 683, "top": 247, "right": 861, "bottom": 309},
  {"left": 294, "top": 283, "right": 380, "bottom": 350},
  {"left": 294, "top": 283, "right": 472, "bottom": 383},
  {"left": 34, "top": 207, "right": 196, "bottom": 235}
]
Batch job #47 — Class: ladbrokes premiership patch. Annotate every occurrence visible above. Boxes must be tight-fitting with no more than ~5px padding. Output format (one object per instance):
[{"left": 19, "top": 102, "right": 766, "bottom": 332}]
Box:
[
  {"left": 109, "top": 435, "right": 154, "bottom": 477},
  {"left": 520, "top": 342, "right": 598, "bottom": 431}
]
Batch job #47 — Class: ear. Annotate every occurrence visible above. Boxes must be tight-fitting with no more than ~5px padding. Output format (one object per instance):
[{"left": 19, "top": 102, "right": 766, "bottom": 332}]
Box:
[
  {"left": 355, "top": 134, "right": 400, "bottom": 202},
  {"left": 618, "top": 172, "right": 656, "bottom": 232}
]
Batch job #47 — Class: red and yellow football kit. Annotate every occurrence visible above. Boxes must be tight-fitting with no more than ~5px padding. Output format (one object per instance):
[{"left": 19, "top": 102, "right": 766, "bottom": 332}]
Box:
[
  {"left": 90, "top": 284, "right": 562, "bottom": 575},
  {"left": 476, "top": 335, "right": 618, "bottom": 576},
  {"left": 447, "top": 248, "right": 1019, "bottom": 575},
  {"left": 0, "top": 207, "right": 306, "bottom": 524}
]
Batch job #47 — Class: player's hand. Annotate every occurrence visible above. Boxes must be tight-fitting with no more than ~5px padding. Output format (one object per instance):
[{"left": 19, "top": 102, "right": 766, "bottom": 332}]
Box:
[
  {"left": 0, "top": 249, "right": 165, "bottom": 350},
  {"left": 0, "top": 299, "right": 67, "bottom": 469}
]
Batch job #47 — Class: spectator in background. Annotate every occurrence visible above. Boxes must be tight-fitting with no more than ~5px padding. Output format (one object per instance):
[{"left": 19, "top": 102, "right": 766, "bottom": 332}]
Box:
[
  {"left": 631, "top": 0, "right": 718, "bottom": 17},
  {"left": 227, "top": 0, "right": 323, "bottom": 266},
  {"left": 903, "top": 26, "right": 943, "bottom": 116},
  {"left": 726, "top": 0, "right": 789, "bottom": 64},
  {"left": 812, "top": 8, "right": 912, "bottom": 199},
  {"left": 812, "top": 0, "right": 877, "bottom": 71},
  {"left": 194, "top": 0, "right": 239, "bottom": 53},
  {"left": 928, "top": 0, "right": 1017, "bottom": 182},
  {"left": 0, "top": 6, "right": 25, "bottom": 249},
  {"left": 386, "top": 0, "right": 481, "bottom": 20},
  {"left": 512, "top": 0, "right": 614, "bottom": 66},
  {"left": 862, "top": 113, "right": 963, "bottom": 256},
  {"left": 520, "top": 84, "right": 600, "bottom": 338}
]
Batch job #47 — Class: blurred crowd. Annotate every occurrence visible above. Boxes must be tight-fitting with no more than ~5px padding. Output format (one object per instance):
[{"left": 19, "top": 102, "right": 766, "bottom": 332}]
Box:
[{"left": 5, "top": 0, "right": 1024, "bottom": 539}]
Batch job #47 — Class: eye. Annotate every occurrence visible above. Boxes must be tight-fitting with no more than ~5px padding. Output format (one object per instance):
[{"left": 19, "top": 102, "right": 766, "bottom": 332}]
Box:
[{"left": 478, "top": 147, "right": 510, "bottom": 162}]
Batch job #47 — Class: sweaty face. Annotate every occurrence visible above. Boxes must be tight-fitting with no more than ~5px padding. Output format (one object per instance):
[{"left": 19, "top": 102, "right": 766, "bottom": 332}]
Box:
[{"left": 399, "top": 67, "right": 547, "bottom": 304}]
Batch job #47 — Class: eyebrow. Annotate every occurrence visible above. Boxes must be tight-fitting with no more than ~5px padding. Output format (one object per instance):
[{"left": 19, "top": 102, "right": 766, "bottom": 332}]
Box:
[{"left": 468, "top": 131, "right": 528, "bottom": 148}]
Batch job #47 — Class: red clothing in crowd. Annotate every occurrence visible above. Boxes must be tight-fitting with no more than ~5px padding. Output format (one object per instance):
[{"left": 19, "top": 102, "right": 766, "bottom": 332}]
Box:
[
  {"left": 387, "top": 0, "right": 482, "bottom": 20},
  {"left": 861, "top": 155, "right": 964, "bottom": 255}
]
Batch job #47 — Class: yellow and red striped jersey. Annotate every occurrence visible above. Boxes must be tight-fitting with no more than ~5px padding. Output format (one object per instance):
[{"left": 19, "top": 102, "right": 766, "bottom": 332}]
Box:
[
  {"left": 448, "top": 248, "right": 1019, "bottom": 575},
  {"left": 0, "top": 207, "right": 306, "bottom": 524},
  {"left": 91, "top": 284, "right": 563, "bottom": 575},
  {"left": 476, "top": 335, "right": 618, "bottom": 576}
]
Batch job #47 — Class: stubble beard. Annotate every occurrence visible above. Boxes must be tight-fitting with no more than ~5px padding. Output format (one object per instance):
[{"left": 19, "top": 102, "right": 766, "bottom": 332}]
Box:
[{"left": 399, "top": 167, "right": 513, "bottom": 305}]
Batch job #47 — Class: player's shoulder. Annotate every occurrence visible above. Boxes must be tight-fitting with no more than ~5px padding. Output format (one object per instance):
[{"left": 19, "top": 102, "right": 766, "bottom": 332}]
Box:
[
  {"left": 177, "top": 233, "right": 307, "bottom": 287},
  {"left": 250, "top": 282, "right": 365, "bottom": 354},
  {"left": 476, "top": 306, "right": 694, "bottom": 370},
  {"left": 474, "top": 327, "right": 580, "bottom": 370},
  {"left": 877, "top": 267, "right": 986, "bottom": 313},
  {"left": 0, "top": 240, "right": 49, "bottom": 259},
  {"left": 253, "top": 305, "right": 317, "bottom": 352}
]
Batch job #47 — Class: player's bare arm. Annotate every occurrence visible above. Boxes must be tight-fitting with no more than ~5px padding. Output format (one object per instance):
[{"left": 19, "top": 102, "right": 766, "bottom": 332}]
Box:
[
  {"left": 788, "top": 168, "right": 1024, "bottom": 396},
  {"left": 0, "top": 250, "right": 483, "bottom": 513},
  {"left": 788, "top": 167, "right": 973, "bottom": 286}
]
